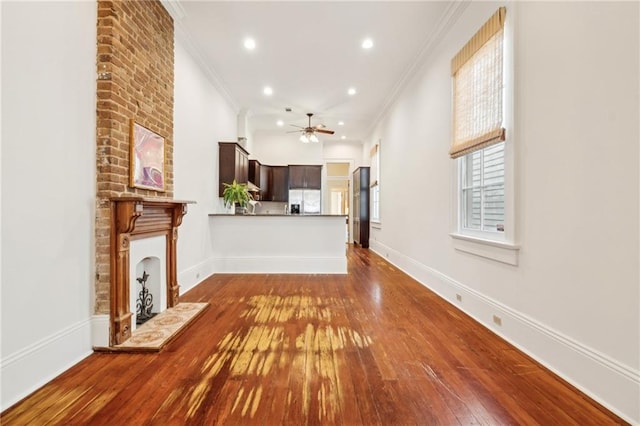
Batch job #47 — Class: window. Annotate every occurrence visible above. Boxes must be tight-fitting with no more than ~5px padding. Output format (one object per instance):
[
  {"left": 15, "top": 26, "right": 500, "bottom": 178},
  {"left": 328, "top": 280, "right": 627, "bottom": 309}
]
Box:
[
  {"left": 371, "top": 184, "right": 380, "bottom": 222},
  {"left": 370, "top": 143, "right": 380, "bottom": 223},
  {"left": 461, "top": 142, "right": 504, "bottom": 233},
  {"left": 450, "top": 7, "right": 518, "bottom": 264}
]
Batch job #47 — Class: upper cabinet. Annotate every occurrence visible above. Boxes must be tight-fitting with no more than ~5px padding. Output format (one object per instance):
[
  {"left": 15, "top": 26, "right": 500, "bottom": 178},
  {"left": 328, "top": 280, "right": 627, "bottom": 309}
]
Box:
[
  {"left": 288, "top": 165, "right": 322, "bottom": 189},
  {"left": 248, "top": 159, "right": 261, "bottom": 187},
  {"left": 249, "top": 160, "right": 272, "bottom": 201},
  {"left": 218, "top": 142, "right": 249, "bottom": 196},
  {"left": 259, "top": 164, "right": 271, "bottom": 201},
  {"left": 269, "top": 166, "right": 289, "bottom": 202},
  {"left": 218, "top": 148, "right": 320, "bottom": 202}
]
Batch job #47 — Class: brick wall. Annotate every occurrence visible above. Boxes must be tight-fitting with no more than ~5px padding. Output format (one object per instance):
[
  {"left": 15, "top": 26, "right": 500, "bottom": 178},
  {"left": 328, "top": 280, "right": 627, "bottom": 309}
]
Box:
[{"left": 95, "top": 0, "right": 174, "bottom": 314}]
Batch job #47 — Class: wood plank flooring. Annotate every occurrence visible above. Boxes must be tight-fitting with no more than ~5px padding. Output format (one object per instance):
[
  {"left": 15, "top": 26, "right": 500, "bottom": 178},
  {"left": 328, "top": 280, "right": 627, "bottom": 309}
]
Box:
[{"left": 1, "top": 246, "right": 627, "bottom": 425}]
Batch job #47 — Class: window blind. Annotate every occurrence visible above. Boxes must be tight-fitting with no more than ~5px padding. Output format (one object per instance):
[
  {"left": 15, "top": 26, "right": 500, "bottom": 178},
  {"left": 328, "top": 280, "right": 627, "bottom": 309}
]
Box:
[{"left": 450, "top": 7, "right": 506, "bottom": 159}]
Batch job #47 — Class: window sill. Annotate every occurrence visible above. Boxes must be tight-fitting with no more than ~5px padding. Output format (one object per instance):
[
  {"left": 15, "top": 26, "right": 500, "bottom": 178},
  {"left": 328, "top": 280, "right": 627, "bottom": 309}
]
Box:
[
  {"left": 450, "top": 233, "right": 520, "bottom": 266},
  {"left": 371, "top": 221, "right": 382, "bottom": 229}
]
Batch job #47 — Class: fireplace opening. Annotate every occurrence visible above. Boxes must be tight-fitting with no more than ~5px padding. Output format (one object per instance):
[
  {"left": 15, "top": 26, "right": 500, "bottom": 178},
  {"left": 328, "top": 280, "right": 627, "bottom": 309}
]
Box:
[
  {"left": 135, "top": 270, "right": 157, "bottom": 325},
  {"left": 129, "top": 243, "right": 166, "bottom": 331},
  {"left": 133, "top": 256, "right": 163, "bottom": 327}
]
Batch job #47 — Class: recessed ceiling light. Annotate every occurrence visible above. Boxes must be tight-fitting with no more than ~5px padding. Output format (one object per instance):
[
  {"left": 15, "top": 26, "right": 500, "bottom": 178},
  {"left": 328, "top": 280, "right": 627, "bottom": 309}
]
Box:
[
  {"left": 341, "top": 135, "right": 347, "bottom": 140},
  {"left": 263, "top": 86, "right": 273, "bottom": 96},
  {"left": 348, "top": 87, "right": 357, "bottom": 96},
  {"left": 362, "top": 38, "right": 373, "bottom": 49},
  {"left": 338, "top": 121, "right": 344, "bottom": 126},
  {"left": 244, "top": 38, "right": 256, "bottom": 50},
  {"left": 276, "top": 120, "right": 284, "bottom": 127}
]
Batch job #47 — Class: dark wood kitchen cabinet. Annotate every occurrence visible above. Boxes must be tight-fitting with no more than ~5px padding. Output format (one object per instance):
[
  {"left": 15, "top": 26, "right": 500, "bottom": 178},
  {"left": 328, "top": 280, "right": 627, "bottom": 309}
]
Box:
[
  {"left": 289, "top": 165, "right": 322, "bottom": 189},
  {"left": 258, "top": 164, "right": 271, "bottom": 201},
  {"left": 269, "top": 166, "right": 289, "bottom": 202},
  {"left": 248, "top": 160, "right": 261, "bottom": 187},
  {"left": 249, "top": 159, "right": 270, "bottom": 200},
  {"left": 218, "top": 142, "right": 249, "bottom": 196},
  {"left": 352, "top": 166, "right": 370, "bottom": 248}
]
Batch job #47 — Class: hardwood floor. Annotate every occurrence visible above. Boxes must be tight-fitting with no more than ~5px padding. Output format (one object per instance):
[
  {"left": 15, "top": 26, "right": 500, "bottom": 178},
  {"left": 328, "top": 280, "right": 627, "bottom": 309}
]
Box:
[{"left": 2, "top": 246, "right": 627, "bottom": 425}]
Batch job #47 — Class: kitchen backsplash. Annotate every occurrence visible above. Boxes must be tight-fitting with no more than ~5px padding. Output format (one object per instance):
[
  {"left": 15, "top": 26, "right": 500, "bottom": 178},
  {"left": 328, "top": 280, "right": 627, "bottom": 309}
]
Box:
[{"left": 252, "top": 201, "right": 289, "bottom": 215}]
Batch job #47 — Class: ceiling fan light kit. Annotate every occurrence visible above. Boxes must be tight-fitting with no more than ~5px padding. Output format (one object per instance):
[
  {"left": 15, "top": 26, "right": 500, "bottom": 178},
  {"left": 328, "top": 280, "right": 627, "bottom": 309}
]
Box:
[{"left": 299, "top": 132, "right": 319, "bottom": 143}]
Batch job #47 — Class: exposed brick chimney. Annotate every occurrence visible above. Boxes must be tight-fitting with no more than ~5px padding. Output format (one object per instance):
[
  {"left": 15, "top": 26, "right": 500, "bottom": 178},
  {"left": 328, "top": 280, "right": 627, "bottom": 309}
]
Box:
[{"left": 95, "top": 0, "right": 174, "bottom": 314}]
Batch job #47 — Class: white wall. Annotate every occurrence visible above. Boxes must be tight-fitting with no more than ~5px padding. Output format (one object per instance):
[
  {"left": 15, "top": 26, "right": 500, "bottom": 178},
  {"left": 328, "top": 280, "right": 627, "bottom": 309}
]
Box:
[
  {"left": 251, "top": 130, "right": 324, "bottom": 165},
  {"left": 173, "top": 38, "right": 238, "bottom": 292},
  {"left": 366, "top": 1, "right": 639, "bottom": 422},
  {"left": 1, "top": 1, "right": 97, "bottom": 410},
  {"left": 323, "top": 140, "right": 363, "bottom": 166}
]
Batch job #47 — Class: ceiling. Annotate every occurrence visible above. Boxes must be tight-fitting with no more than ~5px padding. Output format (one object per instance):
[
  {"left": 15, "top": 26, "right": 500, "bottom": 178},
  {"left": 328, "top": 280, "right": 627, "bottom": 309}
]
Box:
[{"left": 168, "top": 1, "right": 458, "bottom": 143}]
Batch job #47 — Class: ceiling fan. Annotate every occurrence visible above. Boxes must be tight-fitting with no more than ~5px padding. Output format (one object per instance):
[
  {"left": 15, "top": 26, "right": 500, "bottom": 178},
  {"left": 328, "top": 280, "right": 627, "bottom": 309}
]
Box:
[{"left": 288, "top": 113, "right": 335, "bottom": 143}]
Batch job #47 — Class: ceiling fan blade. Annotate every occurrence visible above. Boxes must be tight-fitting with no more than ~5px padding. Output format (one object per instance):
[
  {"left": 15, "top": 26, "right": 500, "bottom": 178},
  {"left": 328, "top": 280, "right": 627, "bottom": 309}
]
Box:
[
  {"left": 287, "top": 113, "right": 334, "bottom": 137},
  {"left": 315, "top": 129, "right": 335, "bottom": 135},
  {"left": 286, "top": 130, "right": 302, "bottom": 133}
]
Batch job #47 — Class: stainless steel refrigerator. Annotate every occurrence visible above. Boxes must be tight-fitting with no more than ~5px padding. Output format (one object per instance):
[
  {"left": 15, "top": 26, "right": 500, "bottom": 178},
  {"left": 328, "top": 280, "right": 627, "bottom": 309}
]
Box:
[{"left": 289, "top": 189, "right": 321, "bottom": 214}]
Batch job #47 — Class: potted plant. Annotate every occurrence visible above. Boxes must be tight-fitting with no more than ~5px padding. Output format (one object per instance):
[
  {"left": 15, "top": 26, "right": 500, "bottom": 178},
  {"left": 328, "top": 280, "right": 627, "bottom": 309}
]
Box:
[{"left": 222, "top": 179, "right": 253, "bottom": 214}]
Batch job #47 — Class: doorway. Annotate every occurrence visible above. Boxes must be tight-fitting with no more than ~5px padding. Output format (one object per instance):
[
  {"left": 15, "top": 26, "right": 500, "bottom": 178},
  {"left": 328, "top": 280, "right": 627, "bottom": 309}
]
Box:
[{"left": 325, "top": 162, "right": 351, "bottom": 242}]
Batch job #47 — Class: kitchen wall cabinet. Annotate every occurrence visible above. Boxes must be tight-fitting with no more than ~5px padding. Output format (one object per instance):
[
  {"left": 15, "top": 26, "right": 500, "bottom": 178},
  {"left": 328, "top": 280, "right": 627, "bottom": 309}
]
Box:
[
  {"left": 249, "top": 159, "right": 270, "bottom": 200},
  {"left": 352, "top": 166, "right": 370, "bottom": 248},
  {"left": 248, "top": 160, "right": 261, "bottom": 187},
  {"left": 259, "top": 164, "right": 271, "bottom": 201},
  {"left": 218, "top": 142, "right": 249, "bottom": 196},
  {"left": 289, "top": 165, "right": 322, "bottom": 189},
  {"left": 269, "top": 166, "right": 289, "bottom": 202}
]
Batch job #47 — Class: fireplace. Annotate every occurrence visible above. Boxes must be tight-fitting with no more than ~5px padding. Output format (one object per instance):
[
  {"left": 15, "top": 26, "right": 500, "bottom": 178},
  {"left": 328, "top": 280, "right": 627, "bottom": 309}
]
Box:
[
  {"left": 110, "top": 197, "right": 192, "bottom": 346},
  {"left": 130, "top": 237, "right": 166, "bottom": 328}
]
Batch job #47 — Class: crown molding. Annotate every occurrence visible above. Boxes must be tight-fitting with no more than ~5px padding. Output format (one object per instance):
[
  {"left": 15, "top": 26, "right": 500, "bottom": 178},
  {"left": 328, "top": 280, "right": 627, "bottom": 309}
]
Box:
[
  {"left": 365, "top": 0, "right": 471, "bottom": 140},
  {"left": 160, "top": 0, "right": 186, "bottom": 21},
  {"left": 161, "top": 0, "right": 240, "bottom": 114}
]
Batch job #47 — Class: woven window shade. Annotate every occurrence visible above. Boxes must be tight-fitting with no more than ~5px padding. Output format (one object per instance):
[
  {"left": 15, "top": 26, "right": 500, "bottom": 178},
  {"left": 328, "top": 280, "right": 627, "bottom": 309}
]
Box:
[{"left": 450, "top": 7, "right": 506, "bottom": 159}]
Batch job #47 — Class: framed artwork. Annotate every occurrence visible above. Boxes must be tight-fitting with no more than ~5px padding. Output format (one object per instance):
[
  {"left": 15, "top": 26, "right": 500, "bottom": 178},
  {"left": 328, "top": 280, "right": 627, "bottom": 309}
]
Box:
[{"left": 130, "top": 119, "right": 166, "bottom": 191}]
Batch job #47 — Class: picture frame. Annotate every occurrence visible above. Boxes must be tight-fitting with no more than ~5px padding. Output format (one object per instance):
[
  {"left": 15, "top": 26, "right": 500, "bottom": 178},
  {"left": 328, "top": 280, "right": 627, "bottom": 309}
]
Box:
[{"left": 129, "top": 119, "right": 166, "bottom": 192}]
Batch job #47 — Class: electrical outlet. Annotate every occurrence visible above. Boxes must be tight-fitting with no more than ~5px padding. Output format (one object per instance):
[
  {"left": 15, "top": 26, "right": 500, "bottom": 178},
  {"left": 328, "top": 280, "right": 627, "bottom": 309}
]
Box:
[
  {"left": 456, "top": 294, "right": 462, "bottom": 302},
  {"left": 493, "top": 315, "right": 502, "bottom": 326}
]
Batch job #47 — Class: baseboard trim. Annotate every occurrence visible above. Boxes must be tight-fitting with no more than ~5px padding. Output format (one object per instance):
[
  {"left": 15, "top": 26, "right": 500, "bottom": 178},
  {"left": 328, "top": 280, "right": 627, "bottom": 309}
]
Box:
[
  {"left": 1, "top": 318, "right": 93, "bottom": 411},
  {"left": 212, "top": 256, "right": 347, "bottom": 274},
  {"left": 178, "top": 256, "right": 216, "bottom": 294},
  {"left": 91, "top": 314, "right": 110, "bottom": 348},
  {"left": 370, "top": 240, "right": 640, "bottom": 424}
]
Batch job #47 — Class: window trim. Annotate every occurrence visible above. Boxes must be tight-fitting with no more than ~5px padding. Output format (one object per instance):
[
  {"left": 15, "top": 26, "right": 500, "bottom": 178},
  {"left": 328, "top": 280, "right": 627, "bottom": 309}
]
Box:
[
  {"left": 370, "top": 182, "right": 380, "bottom": 226},
  {"left": 449, "top": 232, "right": 519, "bottom": 266},
  {"left": 370, "top": 141, "right": 381, "bottom": 225}
]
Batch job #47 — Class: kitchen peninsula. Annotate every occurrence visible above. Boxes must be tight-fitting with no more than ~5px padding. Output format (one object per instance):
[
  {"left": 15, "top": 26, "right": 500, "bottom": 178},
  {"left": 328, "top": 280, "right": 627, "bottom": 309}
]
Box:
[{"left": 209, "top": 214, "right": 347, "bottom": 274}]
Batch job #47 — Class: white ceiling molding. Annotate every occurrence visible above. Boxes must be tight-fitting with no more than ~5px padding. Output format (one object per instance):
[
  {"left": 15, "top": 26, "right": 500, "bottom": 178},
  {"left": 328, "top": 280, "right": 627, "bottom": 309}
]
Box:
[
  {"left": 365, "top": 0, "right": 471, "bottom": 141},
  {"left": 173, "top": 22, "right": 240, "bottom": 114},
  {"left": 160, "top": 0, "right": 186, "bottom": 21}
]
